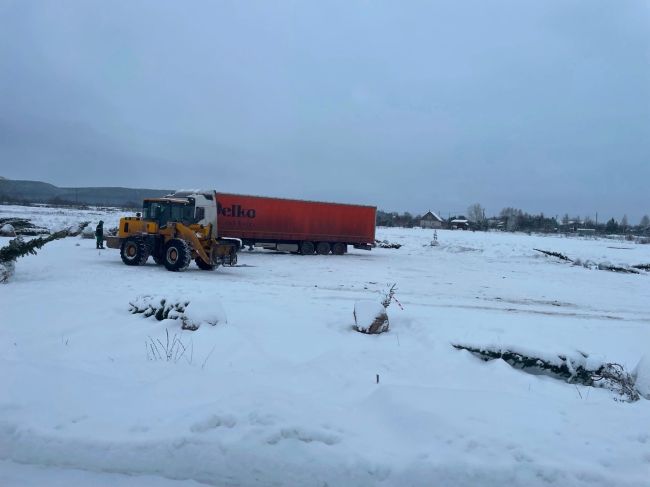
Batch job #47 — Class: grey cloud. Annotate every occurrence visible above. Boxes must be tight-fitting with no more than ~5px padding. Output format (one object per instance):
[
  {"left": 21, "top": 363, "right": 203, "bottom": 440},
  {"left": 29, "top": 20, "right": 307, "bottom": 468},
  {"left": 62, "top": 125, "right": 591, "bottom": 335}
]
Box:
[{"left": 0, "top": 0, "right": 648, "bottom": 220}]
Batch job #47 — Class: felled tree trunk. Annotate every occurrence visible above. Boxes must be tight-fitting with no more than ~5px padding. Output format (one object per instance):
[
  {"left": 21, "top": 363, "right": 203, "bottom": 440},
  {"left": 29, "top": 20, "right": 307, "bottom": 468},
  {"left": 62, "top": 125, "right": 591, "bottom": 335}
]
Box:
[
  {"left": 453, "top": 343, "right": 641, "bottom": 402},
  {"left": 597, "top": 263, "right": 640, "bottom": 274},
  {"left": 0, "top": 231, "right": 68, "bottom": 262},
  {"left": 67, "top": 221, "right": 91, "bottom": 237},
  {"left": 533, "top": 248, "right": 573, "bottom": 262},
  {"left": 0, "top": 218, "right": 49, "bottom": 236},
  {"left": 632, "top": 264, "right": 650, "bottom": 271},
  {"left": 0, "top": 231, "right": 69, "bottom": 283}
]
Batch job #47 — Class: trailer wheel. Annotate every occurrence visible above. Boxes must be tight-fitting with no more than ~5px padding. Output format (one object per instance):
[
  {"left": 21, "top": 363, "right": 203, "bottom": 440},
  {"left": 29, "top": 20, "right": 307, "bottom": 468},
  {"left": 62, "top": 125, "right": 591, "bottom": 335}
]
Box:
[
  {"left": 120, "top": 237, "right": 149, "bottom": 266},
  {"left": 300, "top": 241, "right": 315, "bottom": 255},
  {"left": 316, "top": 242, "right": 331, "bottom": 255},
  {"left": 195, "top": 257, "right": 215, "bottom": 271},
  {"left": 331, "top": 243, "right": 346, "bottom": 255},
  {"left": 163, "top": 239, "right": 191, "bottom": 272}
]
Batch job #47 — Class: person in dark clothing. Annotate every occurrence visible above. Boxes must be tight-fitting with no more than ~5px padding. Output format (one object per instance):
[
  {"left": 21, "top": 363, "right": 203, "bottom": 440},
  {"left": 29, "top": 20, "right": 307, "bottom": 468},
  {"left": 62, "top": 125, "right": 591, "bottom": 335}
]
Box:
[{"left": 95, "top": 220, "right": 104, "bottom": 249}]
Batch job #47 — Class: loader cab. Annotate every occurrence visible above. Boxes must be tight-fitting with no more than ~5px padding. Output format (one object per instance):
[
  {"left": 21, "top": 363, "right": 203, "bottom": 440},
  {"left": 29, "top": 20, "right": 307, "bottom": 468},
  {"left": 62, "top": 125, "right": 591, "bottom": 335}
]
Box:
[{"left": 142, "top": 198, "right": 197, "bottom": 228}]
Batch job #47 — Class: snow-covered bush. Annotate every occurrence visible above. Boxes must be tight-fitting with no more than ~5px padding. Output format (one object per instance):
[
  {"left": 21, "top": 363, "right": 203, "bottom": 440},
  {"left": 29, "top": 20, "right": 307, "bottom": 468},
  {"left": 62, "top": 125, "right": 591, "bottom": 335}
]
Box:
[{"left": 129, "top": 295, "right": 226, "bottom": 330}]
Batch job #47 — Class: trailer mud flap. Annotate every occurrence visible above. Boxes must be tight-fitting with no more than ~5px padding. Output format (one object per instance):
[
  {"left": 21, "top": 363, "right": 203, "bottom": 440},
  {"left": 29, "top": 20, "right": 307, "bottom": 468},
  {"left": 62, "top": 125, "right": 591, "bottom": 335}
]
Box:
[{"left": 353, "top": 243, "right": 373, "bottom": 251}]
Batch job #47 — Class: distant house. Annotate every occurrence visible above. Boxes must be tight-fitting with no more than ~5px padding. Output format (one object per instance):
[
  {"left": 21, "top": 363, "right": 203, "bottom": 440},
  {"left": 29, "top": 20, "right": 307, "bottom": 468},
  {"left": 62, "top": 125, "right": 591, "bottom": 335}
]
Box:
[
  {"left": 487, "top": 218, "right": 505, "bottom": 230},
  {"left": 420, "top": 211, "right": 443, "bottom": 229},
  {"left": 559, "top": 220, "right": 582, "bottom": 233},
  {"left": 450, "top": 218, "right": 470, "bottom": 230}
]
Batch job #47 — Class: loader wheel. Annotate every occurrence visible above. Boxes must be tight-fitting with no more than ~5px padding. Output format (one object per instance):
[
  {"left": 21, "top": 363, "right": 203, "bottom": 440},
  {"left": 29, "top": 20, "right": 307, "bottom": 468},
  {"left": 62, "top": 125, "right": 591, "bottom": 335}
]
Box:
[
  {"left": 195, "top": 257, "right": 215, "bottom": 271},
  {"left": 300, "top": 241, "right": 315, "bottom": 255},
  {"left": 163, "top": 239, "right": 191, "bottom": 272},
  {"left": 120, "top": 237, "right": 149, "bottom": 266},
  {"left": 332, "top": 243, "right": 346, "bottom": 255},
  {"left": 316, "top": 242, "right": 331, "bottom": 255}
]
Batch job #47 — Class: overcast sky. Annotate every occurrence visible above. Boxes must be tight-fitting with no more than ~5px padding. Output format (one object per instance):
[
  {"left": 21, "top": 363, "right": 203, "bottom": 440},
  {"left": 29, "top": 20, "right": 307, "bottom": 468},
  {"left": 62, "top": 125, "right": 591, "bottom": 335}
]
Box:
[{"left": 0, "top": 1, "right": 648, "bottom": 220}]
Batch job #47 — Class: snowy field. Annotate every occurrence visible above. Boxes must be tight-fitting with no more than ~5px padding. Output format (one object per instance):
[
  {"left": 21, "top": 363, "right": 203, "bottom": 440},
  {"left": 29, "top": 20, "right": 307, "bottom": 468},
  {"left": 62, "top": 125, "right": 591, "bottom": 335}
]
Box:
[{"left": 1, "top": 205, "right": 649, "bottom": 487}]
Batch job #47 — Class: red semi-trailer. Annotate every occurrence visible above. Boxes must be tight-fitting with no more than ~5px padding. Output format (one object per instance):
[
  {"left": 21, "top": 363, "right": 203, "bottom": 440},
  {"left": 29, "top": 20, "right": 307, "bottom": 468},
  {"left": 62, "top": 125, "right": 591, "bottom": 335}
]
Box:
[{"left": 214, "top": 193, "right": 376, "bottom": 255}]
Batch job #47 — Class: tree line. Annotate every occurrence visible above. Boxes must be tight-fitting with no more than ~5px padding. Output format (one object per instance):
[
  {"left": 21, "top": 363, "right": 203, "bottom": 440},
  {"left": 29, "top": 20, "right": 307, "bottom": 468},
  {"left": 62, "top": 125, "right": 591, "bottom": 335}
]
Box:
[
  {"left": 377, "top": 204, "right": 650, "bottom": 235},
  {"left": 2, "top": 192, "right": 648, "bottom": 236}
]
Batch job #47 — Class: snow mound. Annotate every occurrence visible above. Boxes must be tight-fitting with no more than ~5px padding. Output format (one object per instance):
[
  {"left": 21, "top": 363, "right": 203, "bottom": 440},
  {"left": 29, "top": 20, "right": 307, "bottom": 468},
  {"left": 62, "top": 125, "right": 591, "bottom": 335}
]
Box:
[
  {"left": 0, "top": 223, "right": 16, "bottom": 236},
  {"left": 81, "top": 225, "right": 95, "bottom": 239},
  {"left": 180, "top": 295, "right": 227, "bottom": 328}
]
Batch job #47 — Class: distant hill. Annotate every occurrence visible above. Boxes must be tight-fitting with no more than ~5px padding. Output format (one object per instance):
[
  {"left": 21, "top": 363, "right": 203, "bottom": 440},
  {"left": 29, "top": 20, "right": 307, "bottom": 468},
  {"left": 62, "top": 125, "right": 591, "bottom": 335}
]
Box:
[{"left": 0, "top": 178, "right": 171, "bottom": 207}]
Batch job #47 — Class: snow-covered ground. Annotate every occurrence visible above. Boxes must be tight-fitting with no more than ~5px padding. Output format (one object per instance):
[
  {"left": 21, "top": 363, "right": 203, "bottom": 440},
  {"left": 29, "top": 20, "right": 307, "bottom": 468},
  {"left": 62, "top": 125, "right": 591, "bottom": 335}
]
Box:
[
  {"left": 1, "top": 205, "right": 649, "bottom": 486},
  {"left": 0, "top": 204, "right": 124, "bottom": 232}
]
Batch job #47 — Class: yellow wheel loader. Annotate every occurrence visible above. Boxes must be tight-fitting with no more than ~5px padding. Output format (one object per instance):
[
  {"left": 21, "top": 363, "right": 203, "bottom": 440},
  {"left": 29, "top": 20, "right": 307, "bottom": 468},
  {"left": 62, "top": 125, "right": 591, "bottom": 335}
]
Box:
[{"left": 105, "top": 191, "right": 239, "bottom": 271}]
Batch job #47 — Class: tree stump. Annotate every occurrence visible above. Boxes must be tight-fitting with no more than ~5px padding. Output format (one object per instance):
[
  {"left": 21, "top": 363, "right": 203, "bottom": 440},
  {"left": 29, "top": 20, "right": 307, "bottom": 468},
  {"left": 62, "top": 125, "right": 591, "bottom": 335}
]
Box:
[{"left": 354, "top": 300, "right": 389, "bottom": 334}]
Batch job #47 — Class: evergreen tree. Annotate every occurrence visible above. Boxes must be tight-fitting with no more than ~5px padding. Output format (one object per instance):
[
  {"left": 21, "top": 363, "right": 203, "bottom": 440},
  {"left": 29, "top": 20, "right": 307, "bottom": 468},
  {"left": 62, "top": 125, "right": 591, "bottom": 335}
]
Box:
[
  {"left": 605, "top": 218, "right": 619, "bottom": 234},
  {"left": 0, "top": 230, "right": 68, "bottom": 283},
  {"left": 0, "top": 231, "right": 68, "bottom": 263}
]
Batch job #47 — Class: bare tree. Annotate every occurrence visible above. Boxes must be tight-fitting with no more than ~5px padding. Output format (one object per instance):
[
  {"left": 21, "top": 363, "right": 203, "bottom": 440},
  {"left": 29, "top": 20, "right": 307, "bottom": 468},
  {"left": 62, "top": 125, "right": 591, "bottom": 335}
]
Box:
[
  {"left": 500, "top": 207, "right": 522, "bottom": 231},
  {"left": 640, "top": 215, "right": 650, "bottom": 227},
  {"left": 467, "top": 203, "right": 485, "bottom": 223},
  {"left": 621, "top": 215, "right": 629, "bottom": 230}
]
